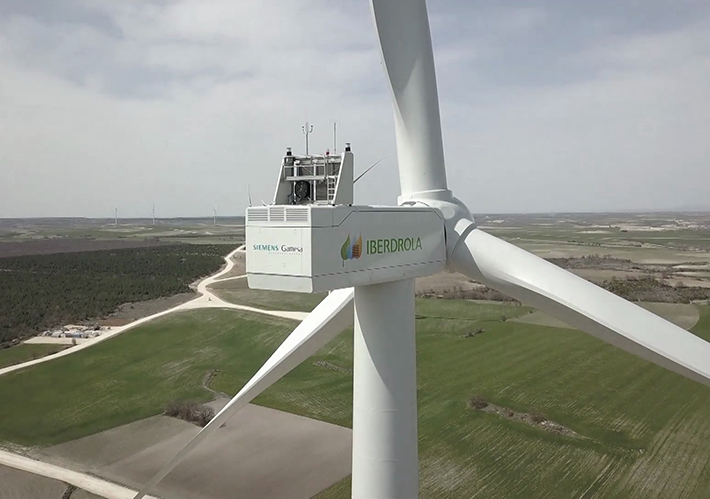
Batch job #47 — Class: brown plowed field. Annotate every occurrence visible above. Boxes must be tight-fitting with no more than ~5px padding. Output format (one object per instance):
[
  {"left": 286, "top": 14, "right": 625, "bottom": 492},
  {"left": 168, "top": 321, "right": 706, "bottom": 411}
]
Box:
[
  {"left": 0, "top": 464, "right": 67, "bottom": 499},
  {"left": 40, "top": 401, "right": 352, "bottom": 499},
  {"left": 0, "top": 239, "right": 167, "bottom": 258}
]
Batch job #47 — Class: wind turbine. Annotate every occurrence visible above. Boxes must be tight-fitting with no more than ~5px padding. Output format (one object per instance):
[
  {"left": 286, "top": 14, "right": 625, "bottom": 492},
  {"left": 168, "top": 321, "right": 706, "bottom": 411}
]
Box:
[{"left": 135, "top": 1, "right": 710, "bottom": 498}]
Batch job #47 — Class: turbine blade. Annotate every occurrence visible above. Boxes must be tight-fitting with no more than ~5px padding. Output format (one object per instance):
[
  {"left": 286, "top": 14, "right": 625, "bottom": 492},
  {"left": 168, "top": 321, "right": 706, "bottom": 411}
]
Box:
[
  {"left": 353, "top": 157, "right": 386, "bottom": 184},
  {"left": 370, "top": 0, "right": 448, "bottom": 196},
  {"left": 450, "top": 227, "right": 710, "bottom": 388},
  {"left": 132, "top": 288, "right": 355, "bottom": 499},
  {"left": 248, "top": 185, "right": 253, "bottom": 208}
]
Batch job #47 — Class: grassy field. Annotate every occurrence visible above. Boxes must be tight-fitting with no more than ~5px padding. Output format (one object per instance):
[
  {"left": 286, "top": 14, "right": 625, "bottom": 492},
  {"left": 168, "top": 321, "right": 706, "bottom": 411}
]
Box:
[
  {"left": 515, "top": 302, "right": 700, "bottom": 331},
  {"left": 0, "top": 218, "right": 245, "bottom": 246},
  {"left": 315, "top": 305, "right": 710, "bottom": 499},
  {"left": 477, "top": 212, "right": 710, "bottom": 265},
  {"left": 0, "top": 310, "right": 294, "bottom": 446},
  {"left": 1, "top": 301, "right": 710, "bottom": 498},
  {"left": 0, "top": 344, "right": 66, "bottom": 369},
  {"left": 210, "top": 277, "right": 327, "bottom": 312}
]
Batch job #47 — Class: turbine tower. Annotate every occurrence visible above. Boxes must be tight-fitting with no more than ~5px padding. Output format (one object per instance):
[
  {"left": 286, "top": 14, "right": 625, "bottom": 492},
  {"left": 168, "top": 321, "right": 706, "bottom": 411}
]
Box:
[
  {"left": 134, "top": 1, "right": 710, "bottom": 498},
  {"left": 114, "top": 208, "right": 118, "bottom": 226},
  {"left": 152, "top": 202, "right": 155, "bottom": 226}
]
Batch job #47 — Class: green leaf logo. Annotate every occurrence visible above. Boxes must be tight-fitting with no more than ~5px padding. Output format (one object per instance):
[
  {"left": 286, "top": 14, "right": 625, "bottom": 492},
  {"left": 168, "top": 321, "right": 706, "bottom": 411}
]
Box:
[{"left": 341, "top": 235, "right": 350, "bottom": 261}]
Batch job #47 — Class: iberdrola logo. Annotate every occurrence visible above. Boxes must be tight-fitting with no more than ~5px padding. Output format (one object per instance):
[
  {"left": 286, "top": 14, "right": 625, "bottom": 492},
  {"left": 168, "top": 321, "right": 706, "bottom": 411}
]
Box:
[{"left": 341, "top": 234, "right": 362, "bottom": 263}]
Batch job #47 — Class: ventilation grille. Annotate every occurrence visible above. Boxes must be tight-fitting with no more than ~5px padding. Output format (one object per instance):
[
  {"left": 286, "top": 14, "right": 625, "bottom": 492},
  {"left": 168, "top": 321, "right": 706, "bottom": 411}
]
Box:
[
  {"left": 286, "top": 208, "right": 309, "bottom": 222},
  {"left": 269, "top": 206, "right": 286, "bottom": 222},
  {"left": 247, "top": 208, "right": 268, "bottom": 222},
  {"left": 247, "top": 206, "right": 310, "bottom": 223}
]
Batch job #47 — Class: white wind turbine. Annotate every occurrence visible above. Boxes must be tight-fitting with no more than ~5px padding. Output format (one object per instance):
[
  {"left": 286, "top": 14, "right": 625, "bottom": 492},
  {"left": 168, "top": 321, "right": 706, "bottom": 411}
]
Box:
[{"left": 135, "top": 1, "right": 710, "bottom": 498}]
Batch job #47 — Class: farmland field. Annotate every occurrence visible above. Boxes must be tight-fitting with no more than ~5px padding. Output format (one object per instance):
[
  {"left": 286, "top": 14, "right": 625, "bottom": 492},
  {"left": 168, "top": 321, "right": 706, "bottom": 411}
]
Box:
[
  {"left": 317, "top": 304, "right": 710, "bottom": 499},
  {"left": 478, "top": 212, "right": 710, "bottom": 265},
  {"left": 210, "top": 277, "right": 327, "bottom": 312},
  {"left": 0, "top": 464, "right": 102, "bottom": 499},
  {"left": 38, "top": 404, "right": 352, "bottom": 499},
  {"left": 1, "top": 299, "right": 710, "bottom": 498},
  {"left": 514, "top": 302, "right": 700, "bottom": 331},
  {"left": 0, "top": 344, "right": 67, "bottom": 369},
  {"left": 0, "top": 465, "right": 69, "bottom": 499},
  {"left": 0, "top": 217, "right": 245, "bottom": 249},
  {"left": 0, "top": 310, "right": 294, "bottom": 446}
]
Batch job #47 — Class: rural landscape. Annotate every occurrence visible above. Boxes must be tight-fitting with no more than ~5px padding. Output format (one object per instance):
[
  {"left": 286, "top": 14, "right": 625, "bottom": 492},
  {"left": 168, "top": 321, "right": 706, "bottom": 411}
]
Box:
[
  {"left": 4, "top": 0, "right": 710, "bottom": 496},
  {"left": 2, "top": 213, "right": 710, "bottom": 498}
]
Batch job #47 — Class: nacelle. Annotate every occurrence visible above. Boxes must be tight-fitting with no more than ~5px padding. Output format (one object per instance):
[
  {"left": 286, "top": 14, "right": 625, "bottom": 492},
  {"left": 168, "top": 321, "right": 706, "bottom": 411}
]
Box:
[{"left": 246, "top": 205, "right": 446, "bottom": 292}]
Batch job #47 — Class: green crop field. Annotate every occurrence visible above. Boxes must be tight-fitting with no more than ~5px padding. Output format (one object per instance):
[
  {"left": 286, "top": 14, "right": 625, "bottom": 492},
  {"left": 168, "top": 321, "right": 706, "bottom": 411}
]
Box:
[
  {"left": 1, "top": 301, "right": 710, "bottom": 498},
  {"left": 316, "top": 305, "right": 710, "bottom": 499},
  {"left": 0, "top": 344, "right": 67, "bottom": 369},
  {"left": 210, "top": 277, "right": 328, "bottom": 312},
  {"left": 0, "top": 310, "right": 295, "bottom": 446},
  {"left": 0, "top": 218, "right": 245, "bottom": 245}
]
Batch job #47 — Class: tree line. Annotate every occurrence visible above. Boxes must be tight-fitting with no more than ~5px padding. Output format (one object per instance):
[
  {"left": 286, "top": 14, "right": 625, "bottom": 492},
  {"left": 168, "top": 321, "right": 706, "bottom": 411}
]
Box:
[{"left": 0, "top": 244, "right": 233, "bottom": 345}]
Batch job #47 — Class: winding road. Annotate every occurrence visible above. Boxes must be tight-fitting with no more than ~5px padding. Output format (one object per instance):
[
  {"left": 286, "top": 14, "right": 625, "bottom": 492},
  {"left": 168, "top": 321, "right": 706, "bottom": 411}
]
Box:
[
  {"left": 0, "top": 244, "right": 311, "bottom": 498},
  {"left": 0, "top": 245, "right": 306, "bottom": 378}
]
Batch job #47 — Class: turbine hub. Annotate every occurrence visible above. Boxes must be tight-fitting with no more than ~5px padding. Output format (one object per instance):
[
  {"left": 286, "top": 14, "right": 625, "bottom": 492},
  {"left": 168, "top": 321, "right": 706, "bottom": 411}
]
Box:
[{"left": 398, "top": 190, "right": 476, "bottom": 270}]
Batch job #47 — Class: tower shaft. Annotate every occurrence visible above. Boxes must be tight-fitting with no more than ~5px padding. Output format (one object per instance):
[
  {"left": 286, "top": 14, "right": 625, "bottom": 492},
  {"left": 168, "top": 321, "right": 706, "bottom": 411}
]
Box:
[{"left": 352, "top": 279, "right": 418, "bottom": 498}]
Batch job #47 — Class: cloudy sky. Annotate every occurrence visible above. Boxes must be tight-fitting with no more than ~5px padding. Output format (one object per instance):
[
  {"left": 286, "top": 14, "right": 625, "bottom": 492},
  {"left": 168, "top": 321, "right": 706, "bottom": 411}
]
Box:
[{"left": 0, "top": 0, "right": 709, "bottom": 218}]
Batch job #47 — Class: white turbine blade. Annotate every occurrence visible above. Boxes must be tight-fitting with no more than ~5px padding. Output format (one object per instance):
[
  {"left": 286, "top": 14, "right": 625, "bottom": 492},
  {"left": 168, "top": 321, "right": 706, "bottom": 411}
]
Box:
[
  {"left": 450, "top": 227, "right": 710, "bottom": 388},
  {"left": 133, "top": 288, "right": 354, "bottom": 499},
  {"left": 370, "top": 0, "right": 448, "bottom": 196}
]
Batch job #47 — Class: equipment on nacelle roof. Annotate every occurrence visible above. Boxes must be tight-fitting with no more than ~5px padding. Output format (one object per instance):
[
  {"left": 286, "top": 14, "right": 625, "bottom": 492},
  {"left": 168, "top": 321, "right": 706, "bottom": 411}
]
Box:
[{"left": 273, "top": 144, "right": 354, "bottom": 206}]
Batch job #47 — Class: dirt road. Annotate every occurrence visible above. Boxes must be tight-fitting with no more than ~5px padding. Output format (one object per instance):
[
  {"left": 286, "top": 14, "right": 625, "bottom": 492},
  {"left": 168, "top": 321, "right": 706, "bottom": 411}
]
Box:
[
  {"left": 0, "top": 450, "right": 159, "bottom": 499},
  {"left": 0, "top": 244, "right": 315, "bottom": 499},
  {"left": 0, "top": 245, "right": 305, "bottom": 378}
]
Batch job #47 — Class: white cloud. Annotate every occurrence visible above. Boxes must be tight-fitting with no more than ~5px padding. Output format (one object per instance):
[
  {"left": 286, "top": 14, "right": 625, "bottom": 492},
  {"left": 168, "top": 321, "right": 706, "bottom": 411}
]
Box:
[
  {"left": 444, "top": 21, "right": 710, "bottom": 212},
  {"left": 0, "top": 0, "right": 399, "bottom": 217},
  {"left": 0, "top": 0, "right": 709, "bottom": 217}
]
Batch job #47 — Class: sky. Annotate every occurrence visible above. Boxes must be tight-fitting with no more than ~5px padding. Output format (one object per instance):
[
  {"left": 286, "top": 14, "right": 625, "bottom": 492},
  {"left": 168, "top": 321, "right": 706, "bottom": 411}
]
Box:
[{"left": 0, "top": 0, "right": 709, "bottom": 218}]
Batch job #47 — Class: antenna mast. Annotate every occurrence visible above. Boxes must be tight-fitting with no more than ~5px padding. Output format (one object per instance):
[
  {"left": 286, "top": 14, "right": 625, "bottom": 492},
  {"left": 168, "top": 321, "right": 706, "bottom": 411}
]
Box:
[
  {"left": 332, "top": 120, "right": 338, "bottom": 154},
  {"left": 301, "top": 122, "right": 314, "bottom": 155}
]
